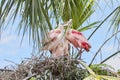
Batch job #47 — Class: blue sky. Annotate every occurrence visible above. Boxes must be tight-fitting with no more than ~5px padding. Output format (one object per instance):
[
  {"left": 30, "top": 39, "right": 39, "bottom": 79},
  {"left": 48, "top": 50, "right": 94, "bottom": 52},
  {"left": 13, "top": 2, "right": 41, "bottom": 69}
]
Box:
[
  {"left": 0, "top": 0, "right": 120, "bottom": 71},
  {"left": 82, "top": 0, "right": 120, "bottom": 71},
  {"left": 0, "top": 27, "right": 33, "bottom": 67}
]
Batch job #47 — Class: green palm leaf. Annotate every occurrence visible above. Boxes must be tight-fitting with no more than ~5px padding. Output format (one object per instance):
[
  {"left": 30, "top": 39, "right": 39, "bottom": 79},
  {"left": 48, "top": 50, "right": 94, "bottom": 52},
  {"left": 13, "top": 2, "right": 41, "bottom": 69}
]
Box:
[
  {"left": 84, "top": 75, "right": 120, "bottom": 80},
  {"left": 0, "top": 0, "right": 52, "bottom": 48},
  {"left": 0, "top": 0, "right": 95, "bottom": 49},
  {"left": 109, "top": 7, "right": 120, "bottom": 33},
  {"left": 62, "top": 0, "right": 94, "bottom": 29},
  {"left": 78, "top": 21, "right": 99, "bottom": 32}
]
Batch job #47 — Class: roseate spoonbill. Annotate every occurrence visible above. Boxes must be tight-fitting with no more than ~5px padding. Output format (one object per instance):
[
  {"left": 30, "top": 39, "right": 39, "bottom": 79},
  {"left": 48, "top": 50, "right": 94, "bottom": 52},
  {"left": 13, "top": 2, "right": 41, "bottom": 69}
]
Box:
[
  {"left": 43, "top": 25, "right": 69, "bottom": 58},
  {"left": 66, "top": 29, "right": 91, "bottom": 51}
]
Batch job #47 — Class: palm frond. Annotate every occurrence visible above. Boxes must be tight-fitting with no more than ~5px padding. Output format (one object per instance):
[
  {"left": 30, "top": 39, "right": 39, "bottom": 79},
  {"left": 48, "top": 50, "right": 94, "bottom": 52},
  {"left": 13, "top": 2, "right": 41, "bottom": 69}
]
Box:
[
  {"left": 89, "top": 30, "right": 120, "bottom": 66},
  {"left": 0, "top": 0, "right": 95, "bottom": 49},
  {"left": 78, "top": 21, "right": 99, "bottom": 32},
  {"left": 100, "top": 51, "right": 120, "bottom": 64},
  {"left": 84, "top": 75, "right": 120, "bottom": 80},
  {"left": 88, "top": 6, "right": 120, "bottom": 40},
  {"left": 62, "top": 0, "right": 94, "bottom": 29},
  {"left": 109, "top": 7, "right": 120, "bottom": 33},
  {"left": 0, "top": 0, "right": 53, "bottom": 48}
]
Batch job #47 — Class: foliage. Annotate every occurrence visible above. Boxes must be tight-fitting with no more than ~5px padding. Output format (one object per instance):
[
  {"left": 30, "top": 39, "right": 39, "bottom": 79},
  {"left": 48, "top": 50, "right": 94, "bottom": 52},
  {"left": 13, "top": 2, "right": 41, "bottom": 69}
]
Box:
[
  {"left": 117, "top": 69, "right": 120, "bottom": 75},
  {"left": 90, "top": 64, "right": 117, "bottom": 76},
  {"left": 0, "top": 0, "right": 96, "bottom": 49},
  {"left": 0, "top": 56, "right": 89, "bottom": 80},
  {"left": 1, "top": 0, "right": 120, "bottom": 80},
  {"left": 0, "top": 56, "right": 120, "bottom": 80}
]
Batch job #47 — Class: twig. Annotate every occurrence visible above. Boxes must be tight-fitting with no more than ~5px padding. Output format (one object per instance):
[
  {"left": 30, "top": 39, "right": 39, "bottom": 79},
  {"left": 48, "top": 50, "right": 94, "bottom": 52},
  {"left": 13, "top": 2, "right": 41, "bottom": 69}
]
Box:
[
  {"left": 0, "top": 69, "right": 13, "bottom": 72},
  {"left": 4, "top": 59, "right": 18, "bottom": 65}
]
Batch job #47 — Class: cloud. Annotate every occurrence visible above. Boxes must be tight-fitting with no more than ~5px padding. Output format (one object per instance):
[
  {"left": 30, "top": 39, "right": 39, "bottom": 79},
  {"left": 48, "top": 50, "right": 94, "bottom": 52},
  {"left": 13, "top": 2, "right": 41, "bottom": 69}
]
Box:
[
  {"left": 104, "top": 54, "right": 120, "bottom": 71},
  {"left": 0, "top": 35, "right": 16, "bottom": 44},
  {"left": 0, "top": 34, "right": 19, "bottom": 55},
  {"left": 102, "top": 45, "right": 118, "bottom": 53}
]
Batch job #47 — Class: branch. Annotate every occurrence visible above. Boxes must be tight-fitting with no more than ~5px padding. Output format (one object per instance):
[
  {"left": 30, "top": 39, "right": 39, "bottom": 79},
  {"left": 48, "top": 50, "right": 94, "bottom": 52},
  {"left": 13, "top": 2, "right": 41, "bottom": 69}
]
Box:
[{"left": 0, "top": 69, "right": 13, "bottom": 72}]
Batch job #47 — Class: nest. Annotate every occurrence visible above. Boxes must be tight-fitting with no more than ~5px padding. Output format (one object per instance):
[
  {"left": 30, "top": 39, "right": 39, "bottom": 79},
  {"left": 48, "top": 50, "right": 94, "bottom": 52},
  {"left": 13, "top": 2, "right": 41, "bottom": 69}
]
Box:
[
  {"left": 0, "top": 55, "right": 89, "bottom": 80},
  {"left": 0, "top": 55, "right": 119, "bottom": 80}
]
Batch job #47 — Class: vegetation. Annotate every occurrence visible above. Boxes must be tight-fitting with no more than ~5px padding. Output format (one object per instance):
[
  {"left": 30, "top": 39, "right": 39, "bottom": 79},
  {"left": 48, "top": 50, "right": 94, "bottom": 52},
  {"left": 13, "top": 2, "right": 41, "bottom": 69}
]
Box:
[{"left": 0, "top": 0, "right": 120, "bottom": 80}]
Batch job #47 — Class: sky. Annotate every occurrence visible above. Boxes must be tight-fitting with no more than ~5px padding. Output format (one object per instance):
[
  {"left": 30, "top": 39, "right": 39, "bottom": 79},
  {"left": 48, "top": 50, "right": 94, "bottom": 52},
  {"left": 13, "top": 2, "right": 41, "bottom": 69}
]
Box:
[
  {"left": 0, "top": 0, "right": 120, "bottom": 71},
  {"left": 0, "top": 27, "right": 33, "bottom": 68}
]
